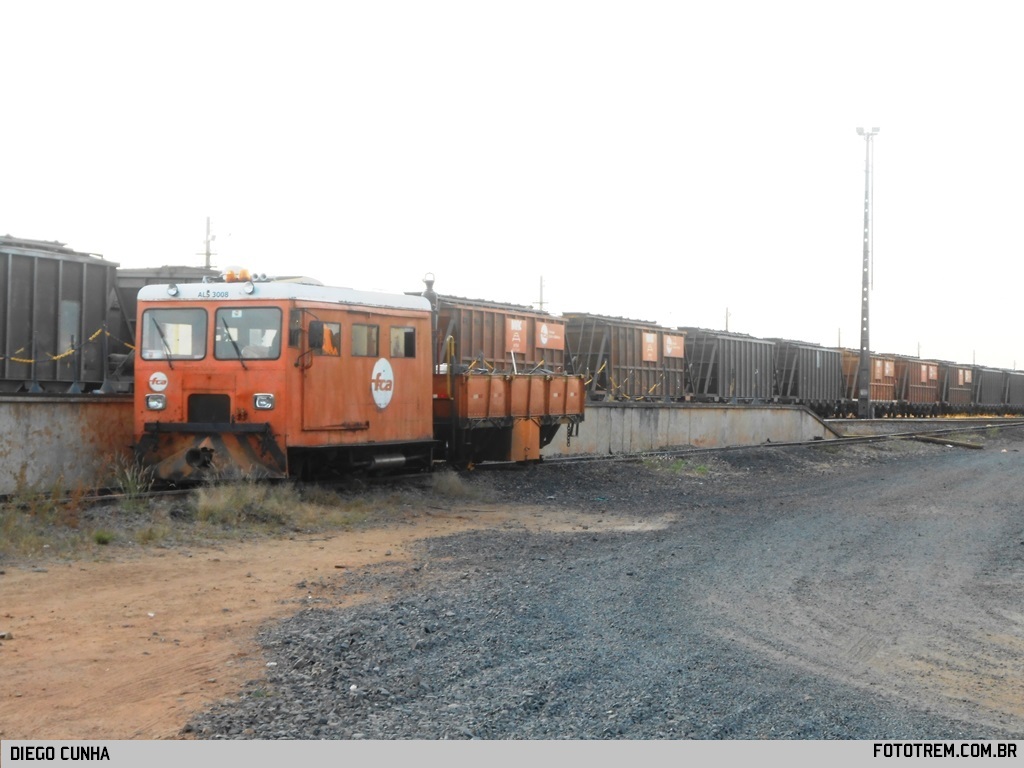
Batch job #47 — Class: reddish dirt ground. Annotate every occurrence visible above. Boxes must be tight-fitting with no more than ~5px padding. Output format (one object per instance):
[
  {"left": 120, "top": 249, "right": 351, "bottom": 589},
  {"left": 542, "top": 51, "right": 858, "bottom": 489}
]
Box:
[{"left": 0, "top": 503, "right": 615, "bottom": 740}]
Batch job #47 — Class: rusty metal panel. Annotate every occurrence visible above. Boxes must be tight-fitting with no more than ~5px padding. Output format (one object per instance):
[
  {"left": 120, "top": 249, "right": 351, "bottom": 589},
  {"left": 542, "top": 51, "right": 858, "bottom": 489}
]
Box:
[
  {"left": 0, "top": 394, "right": 133, "bottom": 494},
  {"left": 509, "top": 375, "right": 547, "bottom": 418},
  {"left": 455, "top": 375, "right": 505, "bottom": 420},
  {"left": 894, "top": 356, "right": 940, "bottom": 405},
  {"left": 564, "top": 313, "right": 687, "bottom": 401},
  {"left": 433, "top": 295, "right": 566, "bottom": 372},
  {"left": 682, "top": 328, "right": 774, "bottom": 402},
  {"left": 547, "top": 375, "right": 568, "bottom": 417},
  {"left": 841, "top": 349, "right": 896, "bottom": 402}
]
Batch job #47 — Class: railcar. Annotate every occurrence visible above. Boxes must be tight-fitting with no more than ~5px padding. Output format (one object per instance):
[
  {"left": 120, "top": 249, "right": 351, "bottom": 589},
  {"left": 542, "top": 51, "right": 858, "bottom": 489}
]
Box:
[
  {"left": 840, "top": 349, "right": 898, "bottom": 417},
  {"left": 971, "top": 367, "right": 1010, "bottom": 415},
  {"left": 893, "top": 356, "right": 940, "bottom": 417},
  {"left": 0, "top": 236, "right": 118, "bottom": 393},
  {"left": 134, "top": 276, "right": 437, "bottom": 482},
  {"left": 680, "top": 328, "right": 774, "bottom": 403},
  {"left": 421, "top": 279, "right": 585, "bottom": 465},
  {"left": 424, "top": 286, "right": 567, "bottom": 373},
  {"left": 133, "top": 274, "right": 586, "bottom": 483},
  {"left": 937, "top": 362, "right": 973, "bottom": 414},
  {"left": 1005, "top": 370, "right": 1024, "bottom": 414},
  {"left": 563, "top": 313, "right": 687, "bottom": 401},
  {"left": 771, "top": 340, "right": 844, "bottom": 417}
]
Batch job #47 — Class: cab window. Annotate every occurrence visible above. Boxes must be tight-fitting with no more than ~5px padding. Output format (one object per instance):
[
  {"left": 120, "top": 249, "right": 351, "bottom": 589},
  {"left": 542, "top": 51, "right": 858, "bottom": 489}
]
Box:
[
  {"left": 316, "top": 322, "right": 341, "bottom": 356},
  {"left": 141, "top": 308, "right": 208, "bottom": 360},
  {"left": 352, "top": 324, "right": 379, "bottom": 357},
  {"left": 215, "top": 307, "right": 283, "bottom": 359},
  {"left": 390, "top": 327, "right": 416, "bottom": 357}
]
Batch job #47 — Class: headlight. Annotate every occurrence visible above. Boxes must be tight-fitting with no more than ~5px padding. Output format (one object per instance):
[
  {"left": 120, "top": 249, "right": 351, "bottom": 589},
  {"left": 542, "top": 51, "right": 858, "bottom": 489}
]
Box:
[
  {"left": 254, "top": 393, "right": 275, "bottom": 410},
  {"left": 145, "top": 394, "right": 167, "bottom": 410}
]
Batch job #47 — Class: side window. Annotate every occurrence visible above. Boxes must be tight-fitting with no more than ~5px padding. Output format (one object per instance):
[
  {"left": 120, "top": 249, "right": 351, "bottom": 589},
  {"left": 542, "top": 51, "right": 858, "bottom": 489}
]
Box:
[
  {"left": 316, "top": 322, "right": 341, "bottom": 356},
  {"left": 289, "top": 310, "right": 302, "bottom": 347},
  {"left": 390, "top": 327, "right": 415, "bottom": 358},
  {"left": 352, "top": 324, "right": 379, "bottom": 357}
]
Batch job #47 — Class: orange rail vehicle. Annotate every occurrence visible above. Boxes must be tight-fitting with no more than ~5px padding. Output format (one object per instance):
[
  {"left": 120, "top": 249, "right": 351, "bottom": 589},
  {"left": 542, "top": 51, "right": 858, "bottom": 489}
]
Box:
[{"left": 133, "top": 274, "right": 584, "bottom": 482}]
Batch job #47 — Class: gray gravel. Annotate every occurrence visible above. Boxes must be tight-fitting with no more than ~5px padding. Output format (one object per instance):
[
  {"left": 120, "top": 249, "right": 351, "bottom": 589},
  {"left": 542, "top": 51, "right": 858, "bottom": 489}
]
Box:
[{"left": 187, "top": 428, "right": 1024, "bottom": 739}]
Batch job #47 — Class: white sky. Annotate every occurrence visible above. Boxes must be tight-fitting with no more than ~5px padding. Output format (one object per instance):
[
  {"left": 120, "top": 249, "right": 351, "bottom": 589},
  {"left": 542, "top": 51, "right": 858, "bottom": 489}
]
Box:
[{"left": 3, "top": 1, "right": 1022, "bottom": 369}]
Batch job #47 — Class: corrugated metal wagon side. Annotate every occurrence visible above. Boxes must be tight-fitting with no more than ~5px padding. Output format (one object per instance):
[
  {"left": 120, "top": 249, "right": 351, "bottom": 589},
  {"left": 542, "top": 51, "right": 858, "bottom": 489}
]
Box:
[
  {"left": 0, "top": 236, "right": 118, "bottom": 393},
  {"left": 937, "top": 362, "right": 973, "bottom": 413},
  {"left": 1004, "top": 370, "right": 1024, "bottom": 414},
  {"left": 972, "top": 367, "right": 1009, "bottom": 414},
  {"left": 563, "top": 313, "right": 687, "bottom": 401},
  {"left": 894, "top": 356, "right": 940, "bottom": 416},
  {"left": 681, "top": 328, "right": 774, "bottom": 403},
  {"left": 771, "top": 339, "right": 844, "bottom": 417},
  {"left": 841, "top": 349, "right": 897, "bottom": 416},
  {"left": 429, "top": 293, "right": 566, "bottom": 373}
]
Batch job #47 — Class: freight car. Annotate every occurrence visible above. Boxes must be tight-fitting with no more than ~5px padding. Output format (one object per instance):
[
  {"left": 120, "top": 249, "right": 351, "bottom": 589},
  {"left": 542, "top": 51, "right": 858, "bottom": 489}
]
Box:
[
  {"left": 680, "top": 328, "right": 775, "bottom": 404},
  {"left": 425, "top": 285, "right": 568, "bottom": 373},
  {"left": 0, "top": 236, "right": 118, "bottom": 393},
  {"left": 563, "top": 313, "right": 687, "bottom": 401},
  {"left": 133, "top": 274, "right": 585, "bottom": 482},
  {"left": 771, "top": 339, "right": 844, "bottom": 418},
  {"left": 937, "top": 361, "right": 973, "bottom": 414},
  {"left": 421, "top": 279, "right": 584, "bottom": 465},
  {"left": 893, "top": 356, "right": 940, "bottom": 417}
]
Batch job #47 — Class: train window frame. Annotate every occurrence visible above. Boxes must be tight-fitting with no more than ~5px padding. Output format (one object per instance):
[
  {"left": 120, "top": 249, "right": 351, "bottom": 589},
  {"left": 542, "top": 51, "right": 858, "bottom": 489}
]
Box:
[
  {"left": 315, "top": 322, "right": 342, "bottom": 356},
  {"left": 140, "top": 307, "right": 208, "bottom": 360},
  {"left": 214, "top": 307, "right": 283, "bottom": 360},
  {"left": 288, "top": 310, "right": 302, "bottom": 347},
  {"left": 351, "top": 323, "right": 379, "bottom": 357},
  {"left": 390, "top": 326, "right": 416, "bottom": 358}
]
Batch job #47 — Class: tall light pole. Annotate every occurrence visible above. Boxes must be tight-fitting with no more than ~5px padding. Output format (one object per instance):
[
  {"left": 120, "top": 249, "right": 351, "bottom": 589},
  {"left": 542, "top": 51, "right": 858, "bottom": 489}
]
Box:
[{"left": 856, "top": 127, "right": 879, "bottom": 419}]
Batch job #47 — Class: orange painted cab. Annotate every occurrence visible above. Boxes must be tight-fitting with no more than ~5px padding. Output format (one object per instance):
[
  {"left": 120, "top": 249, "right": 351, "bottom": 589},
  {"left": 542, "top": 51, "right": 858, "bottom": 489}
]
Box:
[{"left": 134, "top": 280, "right": 435, "bottom": 482}]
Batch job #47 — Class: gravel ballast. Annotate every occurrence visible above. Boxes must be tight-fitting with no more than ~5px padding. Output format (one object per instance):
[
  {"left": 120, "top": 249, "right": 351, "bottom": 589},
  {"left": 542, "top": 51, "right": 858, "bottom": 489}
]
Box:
[{"left": 187, "top": 430, "right": 1024, "bottom": 739}]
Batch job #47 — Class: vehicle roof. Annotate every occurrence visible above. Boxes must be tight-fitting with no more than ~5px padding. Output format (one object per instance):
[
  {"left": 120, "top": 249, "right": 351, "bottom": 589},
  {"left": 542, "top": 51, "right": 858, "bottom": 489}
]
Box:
[{"left": 137, "top": 281, "right": 432, "bottom": 312}]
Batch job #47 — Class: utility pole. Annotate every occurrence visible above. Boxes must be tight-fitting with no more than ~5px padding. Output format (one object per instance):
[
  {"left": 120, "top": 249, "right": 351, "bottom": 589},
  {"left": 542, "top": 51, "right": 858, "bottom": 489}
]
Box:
[
  {"left": 856, "top": 127, "right": 879, "bottom": 419},
  {"left": 200, "top": 217, "right": 216, "bottom": 269}
]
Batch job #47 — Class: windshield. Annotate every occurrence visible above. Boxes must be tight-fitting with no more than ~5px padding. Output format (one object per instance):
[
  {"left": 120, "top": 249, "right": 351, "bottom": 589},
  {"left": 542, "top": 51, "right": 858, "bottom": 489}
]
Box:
[
  {"left": 140, "top": 308, "right": 208, "bottom": 360},
  {"left": 215, "top": 307, "right": 282, "bottom": 360}
]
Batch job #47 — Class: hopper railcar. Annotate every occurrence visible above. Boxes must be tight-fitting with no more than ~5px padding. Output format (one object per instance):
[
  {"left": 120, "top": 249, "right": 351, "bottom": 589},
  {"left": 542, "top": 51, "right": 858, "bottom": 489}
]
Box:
[
  {"left": 563, "top": 313, "right": 687, "bottom": 402},
  {"left": 771, "top": 340, "right": 844, "bottom": 418},
  {"left": 680, "top": 328, "right": 775, "bottom": 404},
  {"left": 0, "top": 236, "right": 119, "bottom": 393}
]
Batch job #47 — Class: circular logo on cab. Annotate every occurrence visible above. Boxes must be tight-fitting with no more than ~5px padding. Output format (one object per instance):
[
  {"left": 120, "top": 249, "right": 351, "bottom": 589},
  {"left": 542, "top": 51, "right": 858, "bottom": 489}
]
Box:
[
  {"left": 540, "top": 324, "right": 549, "bottom": 346},
  {"left": 371, "top": 358, "right": 395, "bottom": 409},
  {"left": 148, "top": 371, "right": 169, "bottom": 392}
]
